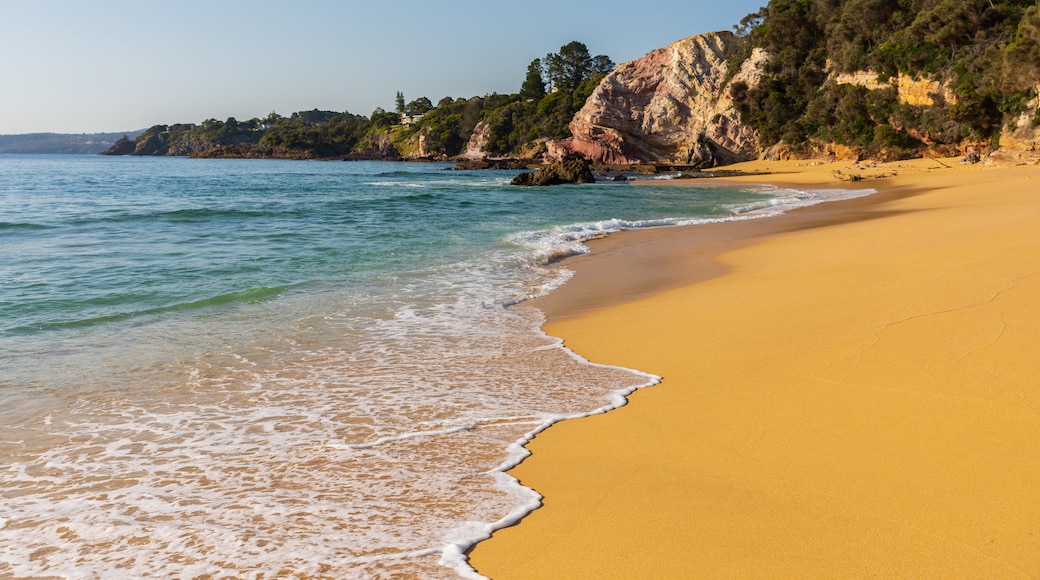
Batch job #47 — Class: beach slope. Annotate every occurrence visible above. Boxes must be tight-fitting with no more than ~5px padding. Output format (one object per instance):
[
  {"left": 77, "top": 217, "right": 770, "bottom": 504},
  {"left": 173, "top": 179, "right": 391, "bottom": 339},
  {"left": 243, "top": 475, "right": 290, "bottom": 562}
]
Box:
[{"left": 471, "top": 161, "right": 1040, "bottom": 577}]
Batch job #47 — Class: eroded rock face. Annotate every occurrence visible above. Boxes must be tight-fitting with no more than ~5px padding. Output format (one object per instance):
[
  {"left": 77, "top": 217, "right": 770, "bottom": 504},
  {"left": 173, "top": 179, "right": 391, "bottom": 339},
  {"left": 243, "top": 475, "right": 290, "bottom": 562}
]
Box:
[
  {"left": 459, "top": 121, "right": 491, "bottom": 160},
  {"left": 547, "top": 32, "right": 767, "bottom": 166},
  {"left": 991, "top": 85, "right": 1040, "bottom": 165},
  {"left": 833, "top": 70, "right": 957, "bottom": 106}
]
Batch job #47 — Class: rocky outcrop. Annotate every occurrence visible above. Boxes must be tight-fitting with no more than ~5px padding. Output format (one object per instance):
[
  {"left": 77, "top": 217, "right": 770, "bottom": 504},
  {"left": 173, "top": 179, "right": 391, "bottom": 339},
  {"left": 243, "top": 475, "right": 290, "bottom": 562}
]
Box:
[
  {"left": 453, "top": 159, "right": 532, "bottom": 170},
  {"left": 100, "top": 124, "right": 218, "bottom": 157},
  {"left": 128, "top": 129, "right": 171, "bottom": 156},
  {"left": 547, "top": 32, "right": 766, "bottom": 167},
  {"left": 99, "top": 135, "right": 137, "bottom": 156},
  {"left": 990, "top": 85, "right": 1040, "bottom": 165},
  {"left": 460, "top": 121, "right": 491, "bottom": 160},
  {"left": 352, "top": 130, "right": 400, "bottom": 160},
  {"left": 833, "top": 70, "right": 957, "bottom": 106},
  {"left": 511, "top": 156, "right": 595, "bottom": 186}
]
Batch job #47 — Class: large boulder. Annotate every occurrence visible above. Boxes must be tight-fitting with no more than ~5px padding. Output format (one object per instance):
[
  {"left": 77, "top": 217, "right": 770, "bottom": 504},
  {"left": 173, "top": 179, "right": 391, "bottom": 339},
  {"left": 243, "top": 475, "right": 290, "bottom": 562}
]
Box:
[
  {"left": 547, "top": 32, "right": 768, "bottom": 167},
  {"left": 511, "top": 156, "right": 596, "bottom": 186}
]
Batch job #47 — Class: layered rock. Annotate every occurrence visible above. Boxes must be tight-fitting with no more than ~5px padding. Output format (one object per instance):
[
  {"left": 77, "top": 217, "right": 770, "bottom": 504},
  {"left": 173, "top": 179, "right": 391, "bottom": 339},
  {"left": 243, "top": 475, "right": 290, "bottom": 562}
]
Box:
[{"left": 547, "top": 32, "right": 767, "bottom": 166}]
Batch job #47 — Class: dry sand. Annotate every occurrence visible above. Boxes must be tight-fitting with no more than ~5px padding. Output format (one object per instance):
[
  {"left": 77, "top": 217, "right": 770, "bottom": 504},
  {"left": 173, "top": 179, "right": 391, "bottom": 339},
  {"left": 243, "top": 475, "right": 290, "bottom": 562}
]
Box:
[{"left": 469, "top": 158, "right": 1040, "bottom": 578}]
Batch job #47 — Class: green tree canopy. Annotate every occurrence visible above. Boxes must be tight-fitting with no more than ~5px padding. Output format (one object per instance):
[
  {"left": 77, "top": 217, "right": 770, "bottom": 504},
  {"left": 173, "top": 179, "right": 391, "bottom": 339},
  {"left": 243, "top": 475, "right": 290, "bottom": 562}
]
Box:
[
  {"left": 521, "top": 58, "right": 547, "bottom": 99},
  {"left": 544, "top": 41, "right": 613, "bottom": 92},
  {"left": 405, "top": 96, "right": 433, "bottom": 113},
  {"left": 731, "top": 0, "right": 1040, "bottom": 151}
]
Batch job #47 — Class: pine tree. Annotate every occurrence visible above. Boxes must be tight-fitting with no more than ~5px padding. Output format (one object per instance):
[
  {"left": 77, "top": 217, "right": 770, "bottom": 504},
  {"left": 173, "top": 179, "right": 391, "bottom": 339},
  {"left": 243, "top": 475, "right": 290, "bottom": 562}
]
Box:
[{"left": 520, "top": 58, "right": 547, "bottom": 99}]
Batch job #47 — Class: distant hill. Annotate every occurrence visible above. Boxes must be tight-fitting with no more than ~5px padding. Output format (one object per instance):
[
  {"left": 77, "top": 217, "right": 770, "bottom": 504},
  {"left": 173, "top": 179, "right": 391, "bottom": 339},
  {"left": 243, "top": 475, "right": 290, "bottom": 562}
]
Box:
[
  {"left": 0, "top": 131, "right": 144, "bottom": 154},
  {"left": 99, "top": 41, "right": 615, "bottom": 162}
]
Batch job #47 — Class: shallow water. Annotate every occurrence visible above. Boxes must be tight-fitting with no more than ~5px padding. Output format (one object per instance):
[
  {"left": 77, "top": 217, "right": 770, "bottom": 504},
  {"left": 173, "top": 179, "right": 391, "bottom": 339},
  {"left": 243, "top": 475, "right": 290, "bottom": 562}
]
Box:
[{"left": 0, "top": 155, "right": 867, "bottom": 577}]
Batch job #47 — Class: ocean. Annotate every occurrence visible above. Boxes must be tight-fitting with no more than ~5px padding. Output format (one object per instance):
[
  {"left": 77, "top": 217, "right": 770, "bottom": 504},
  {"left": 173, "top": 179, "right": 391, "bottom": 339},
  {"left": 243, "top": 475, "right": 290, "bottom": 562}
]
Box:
[{"left": 0, "top": 155, "right": 866, "bottom": 578}]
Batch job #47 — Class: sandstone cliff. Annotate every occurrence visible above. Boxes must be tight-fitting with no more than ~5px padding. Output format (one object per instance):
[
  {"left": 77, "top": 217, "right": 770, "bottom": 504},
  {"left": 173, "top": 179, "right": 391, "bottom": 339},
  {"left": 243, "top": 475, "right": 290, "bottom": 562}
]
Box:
[
  {"left": 459, "top": 121, "right": 492, "bottom": 161},
  {"left": 547, "top": 32, "right": 767, "bottom": 167}
]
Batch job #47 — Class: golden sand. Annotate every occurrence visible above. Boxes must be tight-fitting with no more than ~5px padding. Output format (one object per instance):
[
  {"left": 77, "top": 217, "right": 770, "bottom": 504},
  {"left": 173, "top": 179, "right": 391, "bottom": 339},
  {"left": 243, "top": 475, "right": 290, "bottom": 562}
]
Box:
[{"left": 470, "top": 159, "right": 1040, "bottom": 577}]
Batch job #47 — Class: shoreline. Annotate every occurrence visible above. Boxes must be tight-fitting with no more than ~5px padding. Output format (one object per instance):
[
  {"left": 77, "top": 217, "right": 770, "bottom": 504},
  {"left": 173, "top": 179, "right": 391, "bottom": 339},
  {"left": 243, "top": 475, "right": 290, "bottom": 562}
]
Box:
[
  {"left": 469, "top": 158, "right": 1040, "bottom": 577},
  {"left": 530, "top": 164, "right": 906, "bottom": 323}
]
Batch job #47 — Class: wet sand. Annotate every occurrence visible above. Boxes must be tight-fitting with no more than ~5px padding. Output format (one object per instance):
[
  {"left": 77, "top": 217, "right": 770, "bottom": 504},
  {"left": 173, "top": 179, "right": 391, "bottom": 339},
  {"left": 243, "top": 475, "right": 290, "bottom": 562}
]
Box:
[{"left": 470, "top": 158, "right": 1040, "bottom": 577}]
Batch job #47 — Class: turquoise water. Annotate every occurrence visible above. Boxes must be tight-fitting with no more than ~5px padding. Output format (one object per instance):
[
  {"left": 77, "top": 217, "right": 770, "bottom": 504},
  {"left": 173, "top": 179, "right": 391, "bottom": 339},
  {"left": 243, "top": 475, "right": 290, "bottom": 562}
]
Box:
[
  {"left": 0, "top": 157, "right": 767, "bottom": 342},
  {"left": 0, "top": 155, "right": 856, "bottom": 577}
]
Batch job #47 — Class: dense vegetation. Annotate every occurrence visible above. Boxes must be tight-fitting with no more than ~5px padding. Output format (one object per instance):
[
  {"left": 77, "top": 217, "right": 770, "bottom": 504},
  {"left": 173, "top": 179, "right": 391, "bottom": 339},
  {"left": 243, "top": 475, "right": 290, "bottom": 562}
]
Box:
[
  {"left": 398, "top": 70, "right": 608, "bottom": 158},
  {"left": 107, "top": 42, "right": 614, "bottom": 160},
  {"left": 729, "top": 0, "right": 1040, "bottom": 156}
]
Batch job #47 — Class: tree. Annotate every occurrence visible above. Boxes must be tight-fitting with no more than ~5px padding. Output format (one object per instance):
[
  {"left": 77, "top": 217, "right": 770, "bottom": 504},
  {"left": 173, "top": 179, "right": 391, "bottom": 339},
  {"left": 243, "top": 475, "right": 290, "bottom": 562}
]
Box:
[
  {"left": 542, "top": 41, "right": 614, "bottom": 92},
  {"left": 406, "top": 96, "right": 433, "bottom": 113},
  {"left": 521, "top": 58, "right": 547, "bottom": 99},
  {"left": 591, "top": 55, "right": 616, "bottom": 75},
  {"left": 1003, "top": 4, "right": 1040, "bottom": 92},
  {"left": 395, "top": 91, "right": 405, "bottom": 114},
  {"left": 734, "top": 8, "right": 765, "bottom": 37},
  {"left": 544, "top": 41, "right": 596, "bottom": 92},
  {"left": 369, "top": 109, "right": 400, "bottom": 128},
  {"left": 264, "top": 111, "right": 284, "bottom": 126}
]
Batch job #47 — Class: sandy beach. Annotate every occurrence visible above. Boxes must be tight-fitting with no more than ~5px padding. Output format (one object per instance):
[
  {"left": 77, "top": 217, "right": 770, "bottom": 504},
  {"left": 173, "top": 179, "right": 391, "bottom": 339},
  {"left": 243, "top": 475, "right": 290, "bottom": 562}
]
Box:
[{"left": 470, "top": 158, "right": 1040, "bottom": 577}]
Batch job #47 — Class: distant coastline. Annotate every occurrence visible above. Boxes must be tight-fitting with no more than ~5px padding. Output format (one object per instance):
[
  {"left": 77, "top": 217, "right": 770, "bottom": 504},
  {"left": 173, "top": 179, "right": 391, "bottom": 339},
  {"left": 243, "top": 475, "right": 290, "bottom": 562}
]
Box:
[{"left": 0, "top": 131, "right": 144, "bottom": 155}]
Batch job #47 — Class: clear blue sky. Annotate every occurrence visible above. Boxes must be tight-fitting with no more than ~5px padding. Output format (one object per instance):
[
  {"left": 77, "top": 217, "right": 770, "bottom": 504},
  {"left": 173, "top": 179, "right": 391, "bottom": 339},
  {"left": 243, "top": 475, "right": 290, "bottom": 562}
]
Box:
[{"left": 0, "top": 0, "right": 766, "bottom": 134}]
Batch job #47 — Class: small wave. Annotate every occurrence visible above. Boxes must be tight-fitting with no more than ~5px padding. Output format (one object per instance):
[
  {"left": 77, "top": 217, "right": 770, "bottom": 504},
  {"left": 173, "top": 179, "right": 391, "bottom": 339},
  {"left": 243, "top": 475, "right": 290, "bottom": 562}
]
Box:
[
  {"left": 509, "top": 185, "right": 876, "bottom": 266},
  {"left": 181, "top": 286, "right": 288, "bottom": 308},
  {"left": 374, "top": 168, "right": 454, "bottom": 178},
  {"left": 509, "top": 216, "right": 713, "bottom": 264},
  {"left": 67, "top": 208, "right": 269, "bottom": 226},
  {"left": 366, "top": 181, "right": 427, "bottom": 188},
  {"left": 733, "top": 184, "right": 876, "bottom": 217},
  {"left": 0, "top": 221, "right": 52, "bottom": 232},
  {"left": 6, "top": 286, "right": 288, "bottom": 335},
  {"left": 162, "top": 208, "right": 270, "bottom": 221}
]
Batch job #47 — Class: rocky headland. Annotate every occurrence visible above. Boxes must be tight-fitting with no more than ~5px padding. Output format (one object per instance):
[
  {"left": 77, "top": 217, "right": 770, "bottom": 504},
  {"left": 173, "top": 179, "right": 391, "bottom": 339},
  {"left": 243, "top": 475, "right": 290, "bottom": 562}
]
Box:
[
  {"left": 546, "top": 32, "right": 767, "bottom": 168},
  {"left": 102, "top": 2, "right": 1040, "bottom": 170}
]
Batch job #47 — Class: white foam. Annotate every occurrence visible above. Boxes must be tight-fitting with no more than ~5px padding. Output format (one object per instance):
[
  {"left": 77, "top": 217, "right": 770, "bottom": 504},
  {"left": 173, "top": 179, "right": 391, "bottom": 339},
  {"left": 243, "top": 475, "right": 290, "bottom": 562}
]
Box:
[
  {"left": 366, "top": 181, "right": 427, "bottom": 188},
  {"left": 439, "top": 329, "right": 661, "bottom": 578},
  {"left": 735, "top": 184, "right": 876, "bottom": 217},
  {"left": 508, "top": 185, "right": 876, "bottom": 266},
  {"left": 0, "top": 270, "right": 654, "bottom": 578},
  {"left": 0, "top": 182, "right": 874, "bottom": 578}
]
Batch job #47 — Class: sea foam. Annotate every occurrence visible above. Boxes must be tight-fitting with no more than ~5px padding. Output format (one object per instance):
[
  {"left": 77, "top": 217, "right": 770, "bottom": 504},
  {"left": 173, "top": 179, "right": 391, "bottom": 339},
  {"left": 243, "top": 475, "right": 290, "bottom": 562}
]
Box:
[{"left": 0, "top": 156, "right": 875, "bottom": 578}]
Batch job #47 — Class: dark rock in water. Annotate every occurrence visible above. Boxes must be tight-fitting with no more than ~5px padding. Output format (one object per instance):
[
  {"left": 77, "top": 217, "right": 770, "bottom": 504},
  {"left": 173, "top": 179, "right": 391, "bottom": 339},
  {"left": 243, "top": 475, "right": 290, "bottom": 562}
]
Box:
[
  {"left": 510, "top": 156, "right": 596, "bottom": 186},
  {"left": 612, "top": 174, "right": 628, "bottom": 181},
  {"left": 453, "top": 158, "right": 533, "bottom": 170},
  {"left": 511, "top": 171, "right": 536, "bottom": 185}
]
